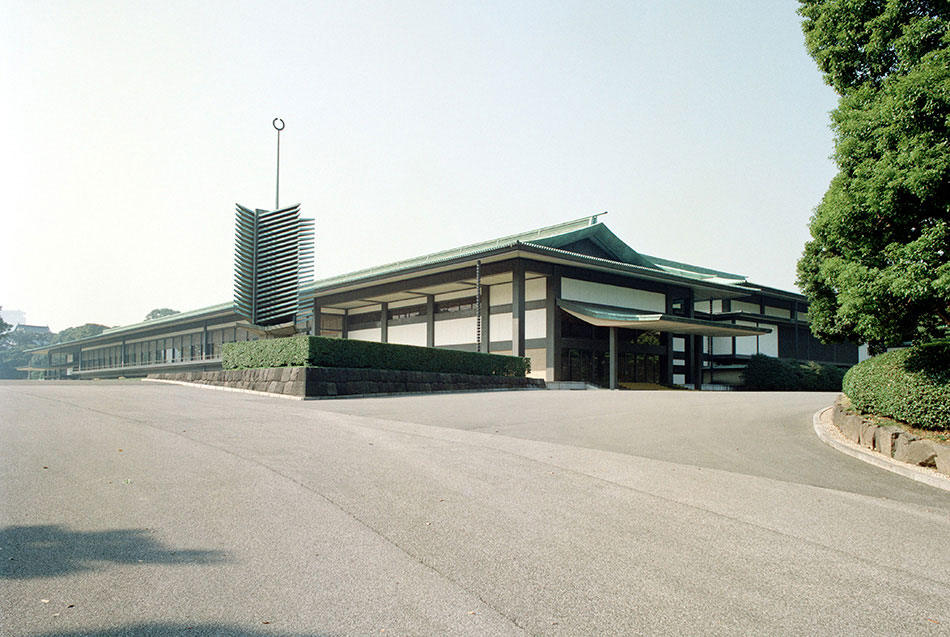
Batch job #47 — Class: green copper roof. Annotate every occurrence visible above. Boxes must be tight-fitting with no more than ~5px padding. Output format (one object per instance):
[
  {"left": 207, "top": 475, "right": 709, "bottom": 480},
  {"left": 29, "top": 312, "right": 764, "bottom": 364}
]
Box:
[
  {"left": 304, "top": 215, "right": 610, "bottom": 292},
  {"left": 640, "top": 254, "right": 747, "bottom": 283},
  {"left": 558, "top": 300, "right": 770, "bottom": 337},
  {"left": 99, "top": 302, "right": 235, "bottom": 336},
  {"left": 302, "top": 213, "right": 759, "bottom": 295}
]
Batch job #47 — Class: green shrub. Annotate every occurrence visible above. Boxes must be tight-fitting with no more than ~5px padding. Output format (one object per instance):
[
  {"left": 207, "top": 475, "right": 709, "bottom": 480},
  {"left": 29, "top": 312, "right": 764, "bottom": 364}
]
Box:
[
  {"left": 223, "top": 335, "right": 530, "bottom": 377},
  {"left": 742, "top": 354, "right": 846, "bottom": 391},
  {"left": 843, "top": 344, "right": 950, "bottom": 431},
  {"left": 222, "top": 335, "right": 311, "bottom": 370}
]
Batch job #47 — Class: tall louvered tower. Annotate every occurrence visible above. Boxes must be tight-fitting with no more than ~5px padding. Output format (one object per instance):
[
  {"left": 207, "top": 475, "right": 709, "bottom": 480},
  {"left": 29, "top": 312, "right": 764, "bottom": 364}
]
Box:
[{"left": 233, "top": 203, "right": 314, "bottom": 327}]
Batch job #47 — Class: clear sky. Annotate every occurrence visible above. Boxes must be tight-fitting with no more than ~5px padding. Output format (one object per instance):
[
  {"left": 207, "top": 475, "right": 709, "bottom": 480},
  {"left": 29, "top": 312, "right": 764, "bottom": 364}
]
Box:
[{"left": 1, "top": 0, "right": 838, "bottom": 332}]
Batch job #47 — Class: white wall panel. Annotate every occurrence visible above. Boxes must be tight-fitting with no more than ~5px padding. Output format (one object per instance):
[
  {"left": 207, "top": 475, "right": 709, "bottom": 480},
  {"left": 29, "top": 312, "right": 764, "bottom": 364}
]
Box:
[
  {"left": 526, "top": 277, "right": 546, "bottom": 302},
  {"left": 490, "top": 283, "right": 512, "bottom": 306},
  {"left": 435, "top": 317, "right": 477, "bottom": 346},
  {"left": 348, "top": 328, "right": 381, "bottom": 342},
  {"left": 758, "top": 323, "right": 778, "bottom": 357},
  {"left": 764, "top": 306, "right": 791, "bottom": 319},
  {"left": 435, "top": 289, "right": 477, "bottom": 302},
  {"left": 525, "top": 348, "right": 546, "bottom": 379},
  {"left": 562, "top": 278, "right": 665, "bottom": 312},
  {"left": 733, "top": 301, "right": 760, "bottom": 314},
  {"left": 711, "top": 336, "right": 733, "bottom": 355},
  {"left": 673, "top": 337, "right": 686, "bottom": 353},
  {"left": 387, "top": 323, "right": 427, "bottom": 347},
  {"left": 525, "top": 309, "right": 546, "bottom": 339},
  {"left": 734, "top": 320, "right": 758, "bottom": 355},
  {"left": 349, "top": 304, "right": 381, "bottom": 316},
  {"left": 490, "top": 312, "right": 512, "bottom": 341}
]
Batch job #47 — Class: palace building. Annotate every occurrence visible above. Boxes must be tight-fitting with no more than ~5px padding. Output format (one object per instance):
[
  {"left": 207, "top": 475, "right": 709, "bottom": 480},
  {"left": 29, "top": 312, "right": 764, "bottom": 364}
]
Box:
[{"left": 31, "top": 214, "right": 857, "bottom": 388}]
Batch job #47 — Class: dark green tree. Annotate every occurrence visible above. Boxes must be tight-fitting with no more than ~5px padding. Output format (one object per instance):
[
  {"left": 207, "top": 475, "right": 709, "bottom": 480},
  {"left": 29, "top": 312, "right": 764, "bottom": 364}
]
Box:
[
  {"left": 0, "top": 307, "right": 10, "bottom": 339},
  {"left": 0, "top": 326, "right": 54, "bottom": 379},
  {"left": 144, "top": 308, "right": 180, "bottom": 321},
  {"left": 797, "top": 0, "right": 950, "bottom": 347}
]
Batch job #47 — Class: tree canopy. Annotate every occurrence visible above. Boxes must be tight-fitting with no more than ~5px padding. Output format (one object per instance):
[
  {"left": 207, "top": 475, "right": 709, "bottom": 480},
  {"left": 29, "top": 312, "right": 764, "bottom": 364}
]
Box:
[
  {"left": 0, "top": 308, "right": 10, "bottom": 339},
  {"left": 145, "top": 308, "right": 180, "bottom": 321},
  {"left": 54, "top": 323, "right": 109, "bottom": 344},
  {"left": 797, "top": 0, "right": 950, "bottom": 347}
]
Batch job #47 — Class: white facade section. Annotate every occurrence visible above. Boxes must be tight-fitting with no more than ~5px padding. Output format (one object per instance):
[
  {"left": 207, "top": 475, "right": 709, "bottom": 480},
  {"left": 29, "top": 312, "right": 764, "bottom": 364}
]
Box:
[
  {"left": 526, "top": 347, "right": 546, "bottom": 380},
  {"left": 525, "top": 309, "right": 546, "bottom": 340},
  {"left": 733, "top": 301, "right": 760, "bottom": 314},
  {"left": 711, "top": 336, "right": 734, "bottom": 355},
  {"left": 694, "top": 299, "right": 723, "bottom": 314},
  {"left": 434, "top": 317, "right": 477, "bottom": 346},
  {"left": 764, "top": 306, "right": 791, "bottom": 319},
  {"left": 734, "top": 320, "right": 758, "bottom": 355},
  {"left": 490, "top": 312, "right": 512, "bottom": 341},
  {"left": 389, "top": 298, "right": 424, "bottom": 309},
  {"left": 490, "top": 283, "right": 512, "bottom": 306},
  {"left": 758, "top": 323, "right": 778, "bottom": 357},
  {"left": 388, "top": 323, "right": 427, "bottom": 347},
  {"left": 673, "top": 337, "right": 686, "bottom": 353},
  {"left": 733, "top": 320, "right": 778, "bottom": 357},
  {"left": 526, "top": 277, "right": 546, "bottom": 302},
  {"left": 673, "top": 374, "right": 686, "bottom": 385},
  {"left": 435, "top": 289, "right": 476, "bottom": 302},
  {"left": 348, "top": 327, "right": 381, "bottom": 342},
  {"left": 349, "top": 304, "right": 381, "bottom": 316},
  {"left": 562, "top": 278, "right": 665, "bottom": 312}
]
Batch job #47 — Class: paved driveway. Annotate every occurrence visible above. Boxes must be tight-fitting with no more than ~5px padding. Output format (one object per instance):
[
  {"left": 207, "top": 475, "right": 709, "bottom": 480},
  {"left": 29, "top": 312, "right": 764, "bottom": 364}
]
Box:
[{"left": 2, "top": 381, "right": 948, "bottom": 636}]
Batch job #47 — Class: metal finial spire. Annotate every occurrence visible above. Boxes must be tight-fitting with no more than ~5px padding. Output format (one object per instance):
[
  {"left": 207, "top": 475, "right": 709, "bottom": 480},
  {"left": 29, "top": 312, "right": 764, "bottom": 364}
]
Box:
[{"left": 273, "top": 118, "right": 285, "bottom": 210}]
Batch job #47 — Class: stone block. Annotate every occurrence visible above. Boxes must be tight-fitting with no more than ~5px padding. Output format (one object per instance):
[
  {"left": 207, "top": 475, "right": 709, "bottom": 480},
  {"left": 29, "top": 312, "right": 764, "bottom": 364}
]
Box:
[
  {"left": 894, "top": 438, "right": 937, "bottom": 467},
  {"left": 934, "top": 444, "right": 950, "bottom": 476},
  {"left": 835, "top": 412, "right": 863, "bottom": 442},
  {"left": 859, "top": 422, "right": 878, "bottom": 449},
  {"left": 285, "top": 380, "right": 305, "bottom": 396},
  {"left": 873, "top": 427, "right": 901, "bottom": 457}
]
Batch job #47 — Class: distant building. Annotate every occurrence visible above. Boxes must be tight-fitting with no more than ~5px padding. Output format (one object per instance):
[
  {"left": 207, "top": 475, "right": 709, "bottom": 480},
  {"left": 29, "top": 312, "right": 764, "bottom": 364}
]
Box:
[
  {"left": 29, "top": 215, "right": 858, "bottom": 388},
  {"left": 12, "top": 324, "right": 51, "bottom": 335}
]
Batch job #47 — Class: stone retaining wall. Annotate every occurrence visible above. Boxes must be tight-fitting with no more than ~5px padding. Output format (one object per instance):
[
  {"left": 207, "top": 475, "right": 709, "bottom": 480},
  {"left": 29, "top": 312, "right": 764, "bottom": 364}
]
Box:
[
  {"left": 832, "top": 397, "right": 950, "bottom": 476},
  {"left": 148, "top": 366, "right": 545, "bottom": 398}
]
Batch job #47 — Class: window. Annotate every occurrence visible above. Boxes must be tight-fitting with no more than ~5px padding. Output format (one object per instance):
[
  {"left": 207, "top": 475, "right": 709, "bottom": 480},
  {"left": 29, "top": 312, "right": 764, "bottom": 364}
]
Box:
[
  {"left": 436, "top": 297, "right": 476, "bottom": 314},
  {"left": 389, "top": 306, "right": 423, "bottom": 321}
]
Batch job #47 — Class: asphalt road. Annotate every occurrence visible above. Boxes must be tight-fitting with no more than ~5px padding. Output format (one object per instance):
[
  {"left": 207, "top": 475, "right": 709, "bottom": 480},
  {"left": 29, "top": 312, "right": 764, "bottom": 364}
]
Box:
[{"left": 1, "top": 381, "right": 948, "bottom": 636}]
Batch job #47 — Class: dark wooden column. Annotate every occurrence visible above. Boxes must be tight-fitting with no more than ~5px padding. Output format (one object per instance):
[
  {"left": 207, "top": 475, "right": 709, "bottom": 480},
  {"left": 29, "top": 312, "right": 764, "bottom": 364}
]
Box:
[
  {"left": 480, "top": 285, "right": 491, "bottom": 353},
  {"left": 426, "top": 295, "right": 435, "bottom": 347},
  {"left": 380, "top": 302, "right": 388, "bottom": 343},
  {"left": 312, "top": 300, "right": 322, "bottom": 336},
  {"left": 609, "top": 327, "right": 618, "bottom": 389},
  {"left": 511, "top": 260, "right": 525, "bottom": 356},
  {"left": 545, "top": 272, "right": 562, "bottom": 382},
  {"left": 341, "top": 310, "right": 348, "bottom": 339}
]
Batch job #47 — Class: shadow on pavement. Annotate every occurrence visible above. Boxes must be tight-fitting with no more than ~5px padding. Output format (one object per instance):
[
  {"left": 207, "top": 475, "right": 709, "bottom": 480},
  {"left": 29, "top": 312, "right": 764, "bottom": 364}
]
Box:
[
  {"left": 0, "top": 524, "right": 228, "bottom": 579},
  {"left": 30, "top": 624, "right": 328, "bottom": 637}
]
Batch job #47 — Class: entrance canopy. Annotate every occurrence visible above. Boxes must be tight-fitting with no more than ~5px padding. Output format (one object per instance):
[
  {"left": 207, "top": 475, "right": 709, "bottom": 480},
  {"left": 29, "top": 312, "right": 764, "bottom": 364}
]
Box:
[{"left": 559, "top": 300, "right": 770, "bottom": 337}]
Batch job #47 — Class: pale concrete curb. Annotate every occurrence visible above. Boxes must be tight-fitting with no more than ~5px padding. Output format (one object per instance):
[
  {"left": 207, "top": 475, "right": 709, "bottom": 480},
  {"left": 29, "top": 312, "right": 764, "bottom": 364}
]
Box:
[
  {"left": 142, "top": 377, "right": 544, "bottom": 401},
  {"left": 813, "top": 407, "right": 950, "bottom": 492},
  {"left": 141, "top": 377, "right": 305, "bottom": 400}
]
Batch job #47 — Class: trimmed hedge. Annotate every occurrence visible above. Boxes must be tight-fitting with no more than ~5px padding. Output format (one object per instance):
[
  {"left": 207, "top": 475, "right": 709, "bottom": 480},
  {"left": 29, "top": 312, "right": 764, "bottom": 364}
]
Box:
[
  {"left": 742, "top": 354, "right": 846, "bottom": 391},
  {"left": 223, "top": 335, "right": 531, "bottom": 377},
  {"left": 222, "top": 334, "right": 311, "bottom": 370},
  {"left": 843, "top": 342, "right": 950, "bottom": 431}
]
